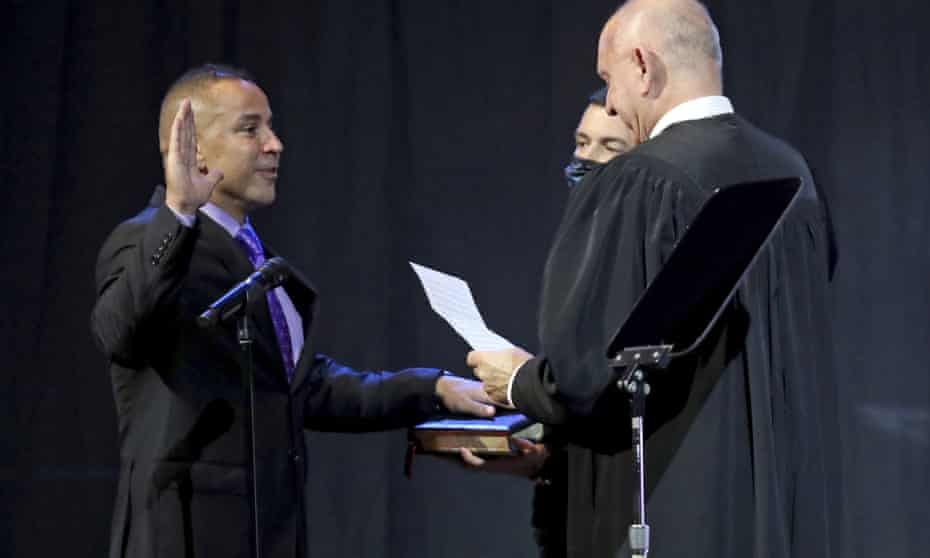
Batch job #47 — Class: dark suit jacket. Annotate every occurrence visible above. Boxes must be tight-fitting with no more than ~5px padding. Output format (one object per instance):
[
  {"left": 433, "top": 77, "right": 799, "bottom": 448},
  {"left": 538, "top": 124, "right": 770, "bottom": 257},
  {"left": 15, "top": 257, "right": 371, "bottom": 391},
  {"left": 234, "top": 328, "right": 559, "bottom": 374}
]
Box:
[
  {"left": 91, "top": 188, "right": 443, "bottom": 558},
  {"left": 513, "top": 114, "right": 838, "bottom": 557}
]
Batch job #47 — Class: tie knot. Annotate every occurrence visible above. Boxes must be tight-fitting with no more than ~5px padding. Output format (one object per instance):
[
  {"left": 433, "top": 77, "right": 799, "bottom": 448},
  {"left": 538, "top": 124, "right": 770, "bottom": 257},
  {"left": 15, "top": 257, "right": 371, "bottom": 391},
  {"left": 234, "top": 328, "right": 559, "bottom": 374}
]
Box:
[{"left": 235, "top": 225, "right": 265, "bottom": 268}]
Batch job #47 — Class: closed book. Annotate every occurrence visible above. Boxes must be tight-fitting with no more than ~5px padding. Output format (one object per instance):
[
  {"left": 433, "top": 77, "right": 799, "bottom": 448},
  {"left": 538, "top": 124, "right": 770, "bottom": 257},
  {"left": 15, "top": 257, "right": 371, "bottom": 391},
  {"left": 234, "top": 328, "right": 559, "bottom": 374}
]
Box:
[{"left": 410, "top": 413, "right": 542, "bottom": 456}]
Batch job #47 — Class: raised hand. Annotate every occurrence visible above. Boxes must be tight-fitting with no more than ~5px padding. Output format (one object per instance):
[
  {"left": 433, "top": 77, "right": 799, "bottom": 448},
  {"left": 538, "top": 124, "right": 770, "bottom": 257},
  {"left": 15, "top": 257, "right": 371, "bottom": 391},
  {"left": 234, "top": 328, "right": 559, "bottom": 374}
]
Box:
[{"left": 164, "top": 98, "right": 223, "bottom": 216}]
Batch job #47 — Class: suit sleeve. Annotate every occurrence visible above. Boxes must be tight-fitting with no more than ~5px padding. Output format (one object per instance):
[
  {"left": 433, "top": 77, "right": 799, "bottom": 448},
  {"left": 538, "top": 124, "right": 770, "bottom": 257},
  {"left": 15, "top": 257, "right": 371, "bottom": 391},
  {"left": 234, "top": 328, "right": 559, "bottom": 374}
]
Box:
[
  {"left": 301, "top": 356, "right": 445, "bottom": 432},
  {"left": 90, "top": 205, "right": 196, "bottom": 365}
]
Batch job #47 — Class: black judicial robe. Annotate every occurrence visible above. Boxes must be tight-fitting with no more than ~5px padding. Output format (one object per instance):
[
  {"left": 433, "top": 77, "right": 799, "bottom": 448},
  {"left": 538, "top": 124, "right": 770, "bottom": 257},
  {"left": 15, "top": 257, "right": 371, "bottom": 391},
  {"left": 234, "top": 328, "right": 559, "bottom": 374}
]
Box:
[{"left": 512, "top": 114, "right": 839, "bottom": 557}]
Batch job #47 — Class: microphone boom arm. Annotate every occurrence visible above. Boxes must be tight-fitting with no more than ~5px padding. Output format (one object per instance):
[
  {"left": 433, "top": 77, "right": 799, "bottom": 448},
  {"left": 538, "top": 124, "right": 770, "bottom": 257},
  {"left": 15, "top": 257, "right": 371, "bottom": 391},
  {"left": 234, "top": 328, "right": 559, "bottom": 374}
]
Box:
[{"left": 197, "top": 257, "right": 290, "bottom": 328}]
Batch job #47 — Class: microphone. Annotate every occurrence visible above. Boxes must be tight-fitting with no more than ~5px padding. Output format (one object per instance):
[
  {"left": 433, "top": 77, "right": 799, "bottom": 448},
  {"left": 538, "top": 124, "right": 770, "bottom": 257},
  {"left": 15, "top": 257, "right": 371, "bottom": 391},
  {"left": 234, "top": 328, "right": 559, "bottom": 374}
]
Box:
[{"left": 198, "top": 257, "right": 290, "bottom": 328}]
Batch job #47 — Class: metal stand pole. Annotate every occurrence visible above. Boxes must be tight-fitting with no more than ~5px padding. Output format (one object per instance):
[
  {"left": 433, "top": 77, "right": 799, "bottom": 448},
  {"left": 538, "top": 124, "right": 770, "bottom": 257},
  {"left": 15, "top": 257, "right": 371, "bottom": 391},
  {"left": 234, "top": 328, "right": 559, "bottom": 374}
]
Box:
[
  {"left": 237, "top": 291, "right": 261, "bottom": 558},
  {"left": 621, "top": 364, "right": 651, "bottom": 558},
  {"left": 611, "top": 345, "right": 671, "bottom": 558}
]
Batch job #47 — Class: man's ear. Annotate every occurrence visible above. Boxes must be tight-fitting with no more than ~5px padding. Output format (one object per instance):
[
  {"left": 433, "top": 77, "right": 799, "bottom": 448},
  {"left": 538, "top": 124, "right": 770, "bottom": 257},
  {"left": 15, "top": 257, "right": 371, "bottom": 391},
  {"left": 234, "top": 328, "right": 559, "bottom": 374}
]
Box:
[{"left": 635, "top": 46, "right": 666, "bottom": 99}]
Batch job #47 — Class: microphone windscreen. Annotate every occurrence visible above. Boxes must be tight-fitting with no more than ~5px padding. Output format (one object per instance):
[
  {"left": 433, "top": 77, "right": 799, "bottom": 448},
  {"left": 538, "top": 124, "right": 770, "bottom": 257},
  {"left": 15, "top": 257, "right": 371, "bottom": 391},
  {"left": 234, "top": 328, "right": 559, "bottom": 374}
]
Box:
[{"left": 258, "top": 257, "right": 290, "bottom": 287}]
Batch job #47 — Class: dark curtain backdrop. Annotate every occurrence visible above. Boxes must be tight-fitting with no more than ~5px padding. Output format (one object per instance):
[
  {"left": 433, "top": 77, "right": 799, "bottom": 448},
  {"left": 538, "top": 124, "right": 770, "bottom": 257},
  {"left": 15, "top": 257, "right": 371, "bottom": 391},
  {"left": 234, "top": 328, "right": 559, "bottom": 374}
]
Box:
[{"left": 2, "top": 0, "right": 928, "bottom": 556}]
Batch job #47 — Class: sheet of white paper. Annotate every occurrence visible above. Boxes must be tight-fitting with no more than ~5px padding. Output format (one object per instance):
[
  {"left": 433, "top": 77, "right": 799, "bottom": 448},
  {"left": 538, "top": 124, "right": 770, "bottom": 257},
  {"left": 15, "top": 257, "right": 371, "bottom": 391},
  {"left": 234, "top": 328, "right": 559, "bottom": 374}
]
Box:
[{"left": 409, "top": 262, "right": 514, "bottom": 351}]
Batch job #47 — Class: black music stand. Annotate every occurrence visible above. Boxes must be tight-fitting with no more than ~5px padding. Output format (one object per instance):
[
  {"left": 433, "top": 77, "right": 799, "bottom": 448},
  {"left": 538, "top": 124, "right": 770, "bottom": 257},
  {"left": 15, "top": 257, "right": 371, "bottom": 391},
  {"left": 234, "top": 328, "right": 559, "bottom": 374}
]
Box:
[{"left": 605, "top": 178, "right": 803, "bottom": 558}]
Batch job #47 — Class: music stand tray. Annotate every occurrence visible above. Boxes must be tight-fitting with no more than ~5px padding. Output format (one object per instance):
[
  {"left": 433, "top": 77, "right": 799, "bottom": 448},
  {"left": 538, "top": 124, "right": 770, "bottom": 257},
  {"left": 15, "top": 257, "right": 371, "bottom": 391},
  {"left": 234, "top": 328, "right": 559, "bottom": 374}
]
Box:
[{"left": 605, "top": 178, "right": 802, "bottom": 557}]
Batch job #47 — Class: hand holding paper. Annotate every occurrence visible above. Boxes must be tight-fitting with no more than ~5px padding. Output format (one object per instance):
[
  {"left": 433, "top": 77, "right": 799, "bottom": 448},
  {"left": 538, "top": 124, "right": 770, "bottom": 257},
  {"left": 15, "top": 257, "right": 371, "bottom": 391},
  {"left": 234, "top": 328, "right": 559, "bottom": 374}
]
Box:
[
  {"left": 467, "top": 348, "right": 533, "bottom": 407},
  {"left": 410, "top": 262, "right": 534, "bottom": 407},
  {"left": 406, "top": 262, "right": 542, "bottom": 476}
]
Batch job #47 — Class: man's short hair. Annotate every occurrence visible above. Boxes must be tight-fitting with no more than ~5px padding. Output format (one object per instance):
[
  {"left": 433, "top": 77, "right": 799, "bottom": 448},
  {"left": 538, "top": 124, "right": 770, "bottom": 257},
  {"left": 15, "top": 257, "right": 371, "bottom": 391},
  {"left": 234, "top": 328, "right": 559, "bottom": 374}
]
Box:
[
  {"left": 588, "top": 87, "right": 608, "bottom": 107},
  {"left": 158, "top": 63, "right": 256, "bottom": 155},
  {"left": 168, "top": 64, "right": 255, "bottom": 94}
]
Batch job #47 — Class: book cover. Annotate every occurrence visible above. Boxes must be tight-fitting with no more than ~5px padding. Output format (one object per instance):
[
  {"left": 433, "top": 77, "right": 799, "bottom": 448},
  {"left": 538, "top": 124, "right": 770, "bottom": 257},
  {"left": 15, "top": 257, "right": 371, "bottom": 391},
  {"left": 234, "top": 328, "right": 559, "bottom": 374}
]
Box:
[{"left": 410, "top": 413, "right": 541, "bottom": 455}]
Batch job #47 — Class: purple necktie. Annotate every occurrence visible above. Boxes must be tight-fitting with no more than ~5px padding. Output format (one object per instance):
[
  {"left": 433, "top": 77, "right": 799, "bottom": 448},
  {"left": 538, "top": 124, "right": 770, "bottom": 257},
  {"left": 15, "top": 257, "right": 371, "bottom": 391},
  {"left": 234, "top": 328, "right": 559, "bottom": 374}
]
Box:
[{"left": 234, "top": 225, "right": 295, "bottom": 383}]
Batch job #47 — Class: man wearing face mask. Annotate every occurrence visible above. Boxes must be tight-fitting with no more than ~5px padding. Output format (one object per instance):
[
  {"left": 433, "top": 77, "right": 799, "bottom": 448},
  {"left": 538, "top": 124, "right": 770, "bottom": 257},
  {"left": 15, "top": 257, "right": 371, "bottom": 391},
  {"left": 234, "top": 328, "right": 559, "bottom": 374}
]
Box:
[{"left": 564, "top": 87, "right": 635, "bottom": 189}]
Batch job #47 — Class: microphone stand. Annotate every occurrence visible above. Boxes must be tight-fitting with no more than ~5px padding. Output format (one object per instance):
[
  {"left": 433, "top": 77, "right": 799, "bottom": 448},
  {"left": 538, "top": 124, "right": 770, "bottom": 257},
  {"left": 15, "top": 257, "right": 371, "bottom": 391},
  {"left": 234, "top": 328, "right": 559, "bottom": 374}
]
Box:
[
  {"left": 236, "top": 288, "right": 261, "bottom": 558},
  {"left": 610, "top": 344, "right": 673, "bottom": 558},
  {"left": 199, "top": 257, "right": 290, "bottom": 558}
]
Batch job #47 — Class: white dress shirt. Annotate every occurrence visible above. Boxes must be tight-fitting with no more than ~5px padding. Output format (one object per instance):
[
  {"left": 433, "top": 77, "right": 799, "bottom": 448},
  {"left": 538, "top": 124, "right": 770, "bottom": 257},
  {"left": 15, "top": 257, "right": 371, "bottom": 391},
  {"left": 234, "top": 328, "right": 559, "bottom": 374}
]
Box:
[{"left": 649, "top": 95, "right": 734, "bottom": 139}]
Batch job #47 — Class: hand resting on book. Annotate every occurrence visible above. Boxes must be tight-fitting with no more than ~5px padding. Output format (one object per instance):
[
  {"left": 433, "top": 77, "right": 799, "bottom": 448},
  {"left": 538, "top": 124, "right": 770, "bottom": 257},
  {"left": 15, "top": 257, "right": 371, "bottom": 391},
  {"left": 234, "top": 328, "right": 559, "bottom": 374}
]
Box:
[{"left": 435, "top": 374, "right": 497, "bottom": 417}]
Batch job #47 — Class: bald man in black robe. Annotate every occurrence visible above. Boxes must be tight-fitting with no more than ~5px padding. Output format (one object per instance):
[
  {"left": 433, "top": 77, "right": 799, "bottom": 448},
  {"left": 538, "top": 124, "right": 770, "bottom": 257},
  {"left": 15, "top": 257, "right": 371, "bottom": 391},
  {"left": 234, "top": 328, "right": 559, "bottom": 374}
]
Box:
[{"left": 467, "top": 1, "right": 840, "bottom": 556}]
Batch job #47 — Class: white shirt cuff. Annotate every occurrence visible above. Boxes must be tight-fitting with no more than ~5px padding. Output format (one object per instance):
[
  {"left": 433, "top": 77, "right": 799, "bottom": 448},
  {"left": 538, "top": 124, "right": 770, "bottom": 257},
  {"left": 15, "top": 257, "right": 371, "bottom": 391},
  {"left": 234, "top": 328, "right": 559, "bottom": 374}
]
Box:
[
  {"left": 506, "top": 360, "right": 527, "bottom": 408},
  {"left": 169, "top": 206, "right": 197, "bottom": 228}
]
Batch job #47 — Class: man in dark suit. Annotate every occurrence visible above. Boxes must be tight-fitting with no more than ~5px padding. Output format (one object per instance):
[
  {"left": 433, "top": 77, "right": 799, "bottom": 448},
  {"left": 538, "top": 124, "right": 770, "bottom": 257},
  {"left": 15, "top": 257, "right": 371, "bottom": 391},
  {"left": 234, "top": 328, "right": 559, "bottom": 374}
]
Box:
[
  {"left": 91, "top": 65, "right": 494, "bottom": 558},
  {"left": 467, "top": 1, "right": 838, "bottom": 556}
]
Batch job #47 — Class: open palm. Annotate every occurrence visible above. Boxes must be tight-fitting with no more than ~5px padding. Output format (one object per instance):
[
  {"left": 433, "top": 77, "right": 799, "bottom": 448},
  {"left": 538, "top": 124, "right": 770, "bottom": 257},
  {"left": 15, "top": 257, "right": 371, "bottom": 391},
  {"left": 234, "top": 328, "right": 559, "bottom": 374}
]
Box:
[{"left": 164, "top": 98, "right": 223, "bottom": 215}]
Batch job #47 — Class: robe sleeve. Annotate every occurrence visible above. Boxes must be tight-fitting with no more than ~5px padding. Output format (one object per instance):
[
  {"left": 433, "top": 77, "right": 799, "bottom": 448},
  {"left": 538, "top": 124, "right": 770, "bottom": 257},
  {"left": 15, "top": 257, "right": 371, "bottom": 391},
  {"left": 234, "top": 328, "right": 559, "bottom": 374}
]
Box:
[{"left": 512, "top": 154, "right": 707, "bottom": 422}]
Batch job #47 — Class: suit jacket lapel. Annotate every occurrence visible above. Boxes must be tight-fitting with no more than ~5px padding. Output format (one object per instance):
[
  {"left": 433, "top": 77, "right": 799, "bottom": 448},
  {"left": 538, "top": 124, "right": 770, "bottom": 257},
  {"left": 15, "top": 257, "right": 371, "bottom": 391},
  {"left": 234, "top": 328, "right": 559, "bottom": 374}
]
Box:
[
  {"left": 197, "top": 212, "right": 289, "bottom": 387},
  {"left": 263, "top": 243, "right": 318, "bottom": 390}
]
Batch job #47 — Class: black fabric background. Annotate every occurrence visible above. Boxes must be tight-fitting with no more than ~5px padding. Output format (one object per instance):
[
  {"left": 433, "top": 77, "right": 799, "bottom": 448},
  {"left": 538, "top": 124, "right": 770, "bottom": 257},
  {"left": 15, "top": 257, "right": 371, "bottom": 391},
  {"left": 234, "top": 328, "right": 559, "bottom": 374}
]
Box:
[{"left": 2, "top": 1, "right": 928, "bottom": 556}]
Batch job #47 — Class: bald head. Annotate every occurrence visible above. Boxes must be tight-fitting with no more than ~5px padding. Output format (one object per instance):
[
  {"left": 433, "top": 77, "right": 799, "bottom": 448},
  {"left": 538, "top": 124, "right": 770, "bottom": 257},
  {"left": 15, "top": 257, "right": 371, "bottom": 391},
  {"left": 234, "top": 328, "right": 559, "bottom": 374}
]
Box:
[
  {"left": 607, "top": 0, "right": 721, "bottom": 80},
  {"left": 158, "top": 64, "right": 255, "bottom": 157},
  {"left": 597, "top": 0, "right": 723, "bottom": 141}
]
